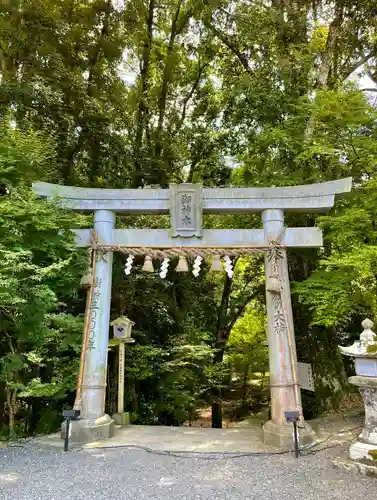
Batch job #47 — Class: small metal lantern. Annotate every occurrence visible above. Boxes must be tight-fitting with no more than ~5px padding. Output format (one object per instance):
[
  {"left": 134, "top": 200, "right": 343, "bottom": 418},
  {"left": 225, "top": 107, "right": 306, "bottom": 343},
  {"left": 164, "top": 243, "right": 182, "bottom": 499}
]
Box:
[{"left": 110, "top": 316, "right": 135, "bottom": 342}]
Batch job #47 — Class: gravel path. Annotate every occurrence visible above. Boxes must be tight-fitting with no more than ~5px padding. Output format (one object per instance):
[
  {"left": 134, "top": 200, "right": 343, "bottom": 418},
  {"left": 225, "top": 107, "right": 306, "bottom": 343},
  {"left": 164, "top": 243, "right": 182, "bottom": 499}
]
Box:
[{"left": 0, "top": 444, "right": 374, "bottom": 500}]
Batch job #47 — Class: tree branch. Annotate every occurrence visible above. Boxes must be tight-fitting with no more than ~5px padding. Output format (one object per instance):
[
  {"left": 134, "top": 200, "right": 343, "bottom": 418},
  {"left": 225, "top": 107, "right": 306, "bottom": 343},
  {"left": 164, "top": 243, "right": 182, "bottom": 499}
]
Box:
[
  {"left": 317, "top": 2, "right": 344, "bottom": 87},
  {"left": 186, "top": 160, "right": 199, "bottom": 183},
  {"left": 155, "top": 0, "right": 185, "bottom": 159},
  {"left": 341, "top": 50, "right": 377, "bottom": 82},
  {"left": 367, "top": 71, "right": 377, "bottom": 85},
  {"left": 215, "top": 257, "right": 240, "bottom": 347},
  {"left": 4, "top": 331, "right": 15, "bottom": 355},
  {"left": 61, "top": 0, "right": 113, "bottom": 182},
  {"left": 132, "top": 0, "right": 155, "bottom": 187},
  {"left": 225, "top": 294, "right": 254, "bottom": 338},
  {"left": 175, "top": 62, "right": 210, "bottom": 135},
  {"left": 206, "top": 22, "right": 252, "bottom": 75}
]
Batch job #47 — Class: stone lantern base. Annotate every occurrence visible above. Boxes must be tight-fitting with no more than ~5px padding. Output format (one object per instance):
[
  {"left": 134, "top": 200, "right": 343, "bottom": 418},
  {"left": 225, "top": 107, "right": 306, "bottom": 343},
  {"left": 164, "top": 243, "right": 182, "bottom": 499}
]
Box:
[
  {"left": 347, "top": 375, "right": 377, "bottom": 469},
  {"left": 349, "top": 440, "right": 377, "bottom": 462},
  {"left": 338, "top": 320, "right": 377, "bottom": 474},
  {"left": 333, "top": 454, "right": 377, "bottom": 476}
]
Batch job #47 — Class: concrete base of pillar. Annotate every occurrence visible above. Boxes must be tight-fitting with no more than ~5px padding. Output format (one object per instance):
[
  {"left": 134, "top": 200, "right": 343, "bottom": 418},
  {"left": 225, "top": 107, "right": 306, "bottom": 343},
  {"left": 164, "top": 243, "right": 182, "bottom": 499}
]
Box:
[
  {"left": 61, "top": 414, "right": 115, "bottom": 443},
  {"left": 262, "top": 420, "right": 316, "bottom": 449},
  {"left": 112, "top": 412, "right": 130, "bottom": 426}
]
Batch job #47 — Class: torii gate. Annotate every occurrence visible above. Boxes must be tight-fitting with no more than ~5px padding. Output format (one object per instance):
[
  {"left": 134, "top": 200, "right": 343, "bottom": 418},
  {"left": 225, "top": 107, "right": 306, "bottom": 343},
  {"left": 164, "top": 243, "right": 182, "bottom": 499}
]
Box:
[{"left": 33, "top": 178, "right": 352, "bottom": 446}]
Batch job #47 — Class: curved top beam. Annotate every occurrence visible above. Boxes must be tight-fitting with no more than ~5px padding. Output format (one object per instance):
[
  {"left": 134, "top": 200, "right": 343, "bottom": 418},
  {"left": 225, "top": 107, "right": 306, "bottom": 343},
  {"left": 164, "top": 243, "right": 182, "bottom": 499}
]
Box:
[{"left": 32, "top": 178, "right": 352, "bottom": 214}]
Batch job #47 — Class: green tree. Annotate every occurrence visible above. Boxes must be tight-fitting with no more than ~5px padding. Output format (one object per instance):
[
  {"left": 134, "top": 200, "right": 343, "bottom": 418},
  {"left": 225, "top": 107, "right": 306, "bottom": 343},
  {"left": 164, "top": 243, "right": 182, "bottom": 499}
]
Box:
[
  {"left": 0, "top": 126, "right": 85, "bottom": 437},
  {"left": 226, "top": 303, "right": 268, "bottom": 413}
]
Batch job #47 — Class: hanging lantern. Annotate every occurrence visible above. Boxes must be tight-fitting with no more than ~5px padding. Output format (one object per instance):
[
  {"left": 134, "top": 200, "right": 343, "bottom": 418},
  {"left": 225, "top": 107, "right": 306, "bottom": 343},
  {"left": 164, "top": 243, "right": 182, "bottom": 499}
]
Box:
[
  {"left": 210, "top": 255, "right": 223, "bottom": 272},
  {"left": 80, "top": 267, "right": 94, "bottom": 287},
  {"left": 175, "top": 255, "right": 189, "bottom": 272},
  {"left": 142, "top": 255, "right": 154, "bottom": 272}
]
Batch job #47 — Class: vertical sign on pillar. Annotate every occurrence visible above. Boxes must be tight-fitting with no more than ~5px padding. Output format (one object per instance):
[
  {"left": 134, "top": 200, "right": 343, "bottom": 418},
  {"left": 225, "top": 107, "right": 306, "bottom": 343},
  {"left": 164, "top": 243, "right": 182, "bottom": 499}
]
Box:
[
  {"left": 118, "top": 341, "right": 125, "bottom": 414},
  {"left": 87, "top": 281, "right": 101, "bottom": 351},
  {"left": 170, "top": 183, "right": 203, "bottom": 238}
]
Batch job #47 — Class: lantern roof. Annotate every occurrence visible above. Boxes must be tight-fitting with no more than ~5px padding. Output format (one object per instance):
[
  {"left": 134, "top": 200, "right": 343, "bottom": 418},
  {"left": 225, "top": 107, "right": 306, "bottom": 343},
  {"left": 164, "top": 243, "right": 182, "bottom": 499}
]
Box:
[{"left": 110, "top": 316, "right": 135, "bottom": 327}]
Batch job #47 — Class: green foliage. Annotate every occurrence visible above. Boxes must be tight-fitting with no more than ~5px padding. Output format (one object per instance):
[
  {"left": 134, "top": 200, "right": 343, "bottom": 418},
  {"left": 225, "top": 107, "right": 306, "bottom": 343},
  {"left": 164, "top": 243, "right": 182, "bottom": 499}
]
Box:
[
  {"left": 296, "top": 178, "right": 377, "bottom": 327},
  {"left": 157, "top": 344, "right": 214, "bottom": 424},
  {"left": 227, "top": 304, "right": 267, "bottom": 373},
  {"left": 225, "top": 304, "right": 269, "bottom": 412},
  {"left": 0, "top": 128, "right": 85, "bottom": 437}
]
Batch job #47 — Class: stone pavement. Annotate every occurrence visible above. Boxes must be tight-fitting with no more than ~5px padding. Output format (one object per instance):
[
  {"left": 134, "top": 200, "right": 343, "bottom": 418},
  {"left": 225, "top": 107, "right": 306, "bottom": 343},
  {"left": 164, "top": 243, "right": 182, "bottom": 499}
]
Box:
[
  {"left": 0, "top": 442, "right": 374, "bottom": 500},
  {"left": 33, "top": 408, "right": 365, "bottom": 454},
  {"left": 37, "top": 424, "right": 281, "bottom": 453}
]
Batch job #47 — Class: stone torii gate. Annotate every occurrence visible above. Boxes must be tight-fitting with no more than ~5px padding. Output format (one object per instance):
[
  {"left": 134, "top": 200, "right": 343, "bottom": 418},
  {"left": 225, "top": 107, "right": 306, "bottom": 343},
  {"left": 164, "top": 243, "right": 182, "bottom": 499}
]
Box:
[{"left": 33, "top": 178, "right": 352, "bottom": 446}]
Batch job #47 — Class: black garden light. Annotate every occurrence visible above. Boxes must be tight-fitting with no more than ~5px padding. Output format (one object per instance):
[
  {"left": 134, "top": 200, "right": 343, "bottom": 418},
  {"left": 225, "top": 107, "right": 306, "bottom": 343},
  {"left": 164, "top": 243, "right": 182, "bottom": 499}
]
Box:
[
  {"left": 285, "top": 410, "right": 300, "bottom": 458},
  {"left": 62, "top": 409, "right": 80, "bottom": 452}
]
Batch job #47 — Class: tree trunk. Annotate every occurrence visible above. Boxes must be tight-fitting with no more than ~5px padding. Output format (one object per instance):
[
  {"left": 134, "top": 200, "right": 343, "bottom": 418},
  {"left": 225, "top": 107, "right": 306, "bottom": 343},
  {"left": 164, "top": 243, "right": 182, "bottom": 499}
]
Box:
[
  {"left": 211, "top": 402, "right": 223, "bottom": 428},
  {"left": 27, "top": 402, "right": 33, "bottom": 436},
  {"left": 130, "top": 377, "right": 139, "bottom": 412},
  {"left": 6, "top": 386, "right": 16, "bottom": 439},
  {"left": 154, "top": 0, "right": 184, "bottom": 161},
  {"left": 317, "top": 2, "right": 345, "bottom": 87},
  {"left": 242, "top": 365, "right": 249, "bottom": 405},
  {"left": 211, "top": 271, "right": 233, "bottom": 428},
  {"left": 310, "top": 325, "right": 348, "bottom": 413},
  {"left": 59, "top": 1, "right": 113, "bottom": 183},
  {"left": 210, "top": 259, "right": 253, "bottom": 428},
  {"left": 212, "top": 347, "right": 225, "bottom": 428},
  {"left": 133, "top": 0, "right": 155, "bottom": 187}
]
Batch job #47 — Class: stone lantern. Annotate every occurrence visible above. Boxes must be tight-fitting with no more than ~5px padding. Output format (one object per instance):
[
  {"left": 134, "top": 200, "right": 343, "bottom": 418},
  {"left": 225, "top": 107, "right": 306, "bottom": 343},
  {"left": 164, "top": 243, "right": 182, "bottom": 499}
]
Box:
[
  {"left": 339, "top": 319, "right": 377, "bottom": 466},
  {"left": 110, "top": 316, "right": 135, "bottom": 426}
]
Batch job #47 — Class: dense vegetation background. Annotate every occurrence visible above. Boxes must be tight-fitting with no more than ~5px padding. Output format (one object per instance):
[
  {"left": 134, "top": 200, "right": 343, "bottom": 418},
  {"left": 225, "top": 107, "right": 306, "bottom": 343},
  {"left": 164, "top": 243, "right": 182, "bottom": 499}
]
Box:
[{"left": 1, "top": 0, "right": 377, "bottom": 438}]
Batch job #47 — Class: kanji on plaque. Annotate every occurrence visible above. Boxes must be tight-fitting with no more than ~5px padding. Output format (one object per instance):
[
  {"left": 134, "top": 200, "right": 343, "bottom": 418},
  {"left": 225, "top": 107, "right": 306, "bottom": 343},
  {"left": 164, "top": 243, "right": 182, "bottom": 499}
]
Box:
[
  {"left": 181, "top": 194, "right": 192, "bottom": 226},
  {"left": 170, "top": 184, "right": 203, "bottom": 238}
]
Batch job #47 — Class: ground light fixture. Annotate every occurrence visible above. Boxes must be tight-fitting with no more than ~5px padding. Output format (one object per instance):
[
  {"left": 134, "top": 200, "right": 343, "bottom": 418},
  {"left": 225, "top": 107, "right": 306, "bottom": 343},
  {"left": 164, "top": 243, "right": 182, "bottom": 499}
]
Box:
[
  {"left": 285, "top": 410, "right": 300, "bottom": 458},
  {"left": 62, "top": 409, "right": 80, "bottom": 452}
]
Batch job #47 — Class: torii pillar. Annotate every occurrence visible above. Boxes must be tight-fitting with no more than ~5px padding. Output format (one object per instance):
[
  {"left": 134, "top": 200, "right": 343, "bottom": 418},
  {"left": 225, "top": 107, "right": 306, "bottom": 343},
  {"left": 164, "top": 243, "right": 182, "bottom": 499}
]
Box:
[
  {"left": 33, "top": 178, "right": 352, "bottom": 445},
  {"left": 262, "top": 208, "right": 313, "bottom": 446},
  {"left": 79, "top": 210, "right": 115, "bottom": 436}
]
